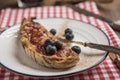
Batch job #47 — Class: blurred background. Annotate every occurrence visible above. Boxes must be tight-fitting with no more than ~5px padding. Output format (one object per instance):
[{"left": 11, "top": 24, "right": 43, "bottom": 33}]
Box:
[
  {"left": 0, "top": 0, "right": 120, "bottom": 20},
  {"left": 0, "top": 0, "right": 120, "bottom": 37}
]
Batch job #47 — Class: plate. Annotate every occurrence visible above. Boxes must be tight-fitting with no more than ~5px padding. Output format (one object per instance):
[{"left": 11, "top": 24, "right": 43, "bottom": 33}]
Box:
[{"left": 0, "top": 18, "right": 109, "bottom": 78}]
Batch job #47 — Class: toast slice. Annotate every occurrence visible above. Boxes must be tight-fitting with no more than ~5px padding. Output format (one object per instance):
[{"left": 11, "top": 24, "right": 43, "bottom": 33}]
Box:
[{"left": 19, "top": 18, "right": 79, "bottom": 68}]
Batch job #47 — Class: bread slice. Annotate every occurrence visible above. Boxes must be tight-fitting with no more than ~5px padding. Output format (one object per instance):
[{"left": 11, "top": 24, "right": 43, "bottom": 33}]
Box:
[{"left": 19, "top": 18, "right": 79, "bottom": 69}]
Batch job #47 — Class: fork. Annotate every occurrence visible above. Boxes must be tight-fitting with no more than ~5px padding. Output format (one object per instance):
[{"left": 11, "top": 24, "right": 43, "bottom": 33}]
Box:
[{"left": 58, "top": 37, "right": 120, "bottom": 69}]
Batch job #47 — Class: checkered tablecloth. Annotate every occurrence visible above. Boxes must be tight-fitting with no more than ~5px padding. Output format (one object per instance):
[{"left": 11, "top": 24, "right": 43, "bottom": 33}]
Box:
[{"left": 0, "top": 1, "right": 120, "bottom": 80}]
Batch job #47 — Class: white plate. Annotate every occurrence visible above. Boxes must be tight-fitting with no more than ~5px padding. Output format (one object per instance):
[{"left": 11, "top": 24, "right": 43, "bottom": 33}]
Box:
[{"left": 0, "top": 18, "right": 109, "bottom": 78}]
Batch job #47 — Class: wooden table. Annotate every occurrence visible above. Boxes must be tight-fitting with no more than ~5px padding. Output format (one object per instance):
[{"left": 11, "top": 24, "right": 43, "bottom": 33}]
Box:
[{"left": 96, "top": 0, "right": 120, "bottom": 39}]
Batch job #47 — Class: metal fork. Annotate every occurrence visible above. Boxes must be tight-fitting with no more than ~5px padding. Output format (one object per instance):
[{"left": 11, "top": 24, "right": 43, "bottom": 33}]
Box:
[{"left": 58, "top": 37, "right": 120, "bottom": 69}]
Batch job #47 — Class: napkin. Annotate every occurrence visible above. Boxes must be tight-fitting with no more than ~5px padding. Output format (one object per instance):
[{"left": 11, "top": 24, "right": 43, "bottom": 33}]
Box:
[{"left": 0, "top": 1, "right": 120, "bottom": 80}]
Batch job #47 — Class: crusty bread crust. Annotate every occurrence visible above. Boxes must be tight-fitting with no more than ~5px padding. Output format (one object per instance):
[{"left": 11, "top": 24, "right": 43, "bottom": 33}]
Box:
[{"left": 19, "top": 18, "right": 79, "bottom": 68}]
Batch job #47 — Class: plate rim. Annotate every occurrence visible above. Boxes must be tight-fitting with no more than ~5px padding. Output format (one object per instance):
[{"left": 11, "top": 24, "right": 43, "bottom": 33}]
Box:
[{"left": 0, "top": 18, "right": 110, "bottom": 78}]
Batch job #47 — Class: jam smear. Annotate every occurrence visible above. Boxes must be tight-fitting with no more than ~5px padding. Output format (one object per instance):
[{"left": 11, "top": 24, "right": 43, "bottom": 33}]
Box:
[
  {"left": 23, "top": 22, "right": 73, "bottom": 57},
  {"left": 55, "top": 47, "right": 72, "bottom": 57},
  {"left": 24, "top": 22, "right": 48, "bottom": 54},
  {"left": 36, "top": 45, "right": 46, "bottom": 54}
]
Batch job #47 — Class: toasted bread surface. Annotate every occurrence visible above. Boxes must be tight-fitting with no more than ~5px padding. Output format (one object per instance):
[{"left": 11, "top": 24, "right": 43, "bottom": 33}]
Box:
[{"left": 19, "top": 18, "right": 79, "bottom": 68}]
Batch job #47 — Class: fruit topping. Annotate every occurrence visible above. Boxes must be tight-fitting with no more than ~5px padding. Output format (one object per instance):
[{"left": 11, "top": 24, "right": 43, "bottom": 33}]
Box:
[
  {"left": 54, "top": 41, "right": 63, "bottom": 50},
  {"left": 65, "top": 28, "right": 73, "bottom": 34},
  {"left": 50, "top": 28, "right": 56, "bottom": 35},
  {"left": 65, "top": 33, "right": 74, "bottom": 40},
  {"left": 71, "top": 46, "right": 81, "bottom": 54},
  {"left": 45, "top": 39, "right": 54, "bottom": 47},
  {"left": 46, "top": 45, "right": 57, "bottom": 55},
  {"left": 64, "top": 28, "right": 74, "bottom": 40}
]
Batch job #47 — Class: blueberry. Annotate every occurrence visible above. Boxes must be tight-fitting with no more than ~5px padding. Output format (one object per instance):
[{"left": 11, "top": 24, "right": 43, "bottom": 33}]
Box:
[
  {"left": 65, "top": 33, "right": 74, "bottom": 40},
  {"left": 46, "top": 45, "right": 57, "bottom": 55},
  {"left": 44, "top": 39, "right": 54, "bottom": 47},
  {"left": 50, "top": 29, "right": 56, "bottom": 35},
  {"left": 54, "top": 41, "right": 63, "bottom": 50},
  {"left": 71, "top": 46, "right": 81, "bottom": 54},
  {"left": 65, "top": 28, "right": 72, "bottom": 34}
]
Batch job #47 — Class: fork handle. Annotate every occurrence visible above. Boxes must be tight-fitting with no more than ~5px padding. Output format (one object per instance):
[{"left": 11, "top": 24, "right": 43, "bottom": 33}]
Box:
[{"left": 87, "top": 43, "right": 120, "bottom": 54}]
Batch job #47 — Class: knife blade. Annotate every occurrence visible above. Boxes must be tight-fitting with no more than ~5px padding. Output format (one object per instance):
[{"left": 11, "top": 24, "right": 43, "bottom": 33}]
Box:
[{"left": 65, "top": 4, "right": 120, "bottom": 31}]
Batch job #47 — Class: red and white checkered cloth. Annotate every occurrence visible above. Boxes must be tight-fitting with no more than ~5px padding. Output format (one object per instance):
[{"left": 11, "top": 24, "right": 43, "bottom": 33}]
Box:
[{"left": 0, "top": 1, "right": 120, "bottom": 80}]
